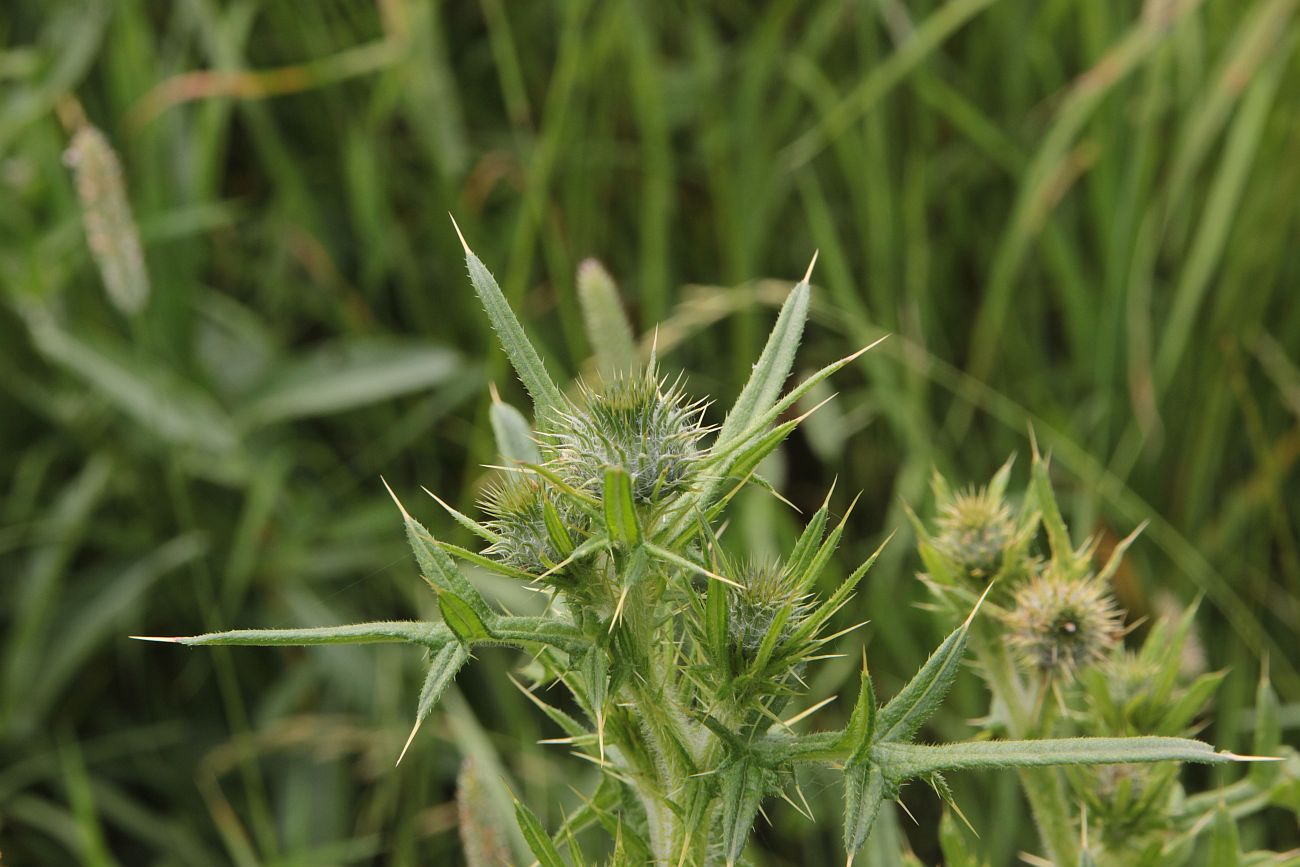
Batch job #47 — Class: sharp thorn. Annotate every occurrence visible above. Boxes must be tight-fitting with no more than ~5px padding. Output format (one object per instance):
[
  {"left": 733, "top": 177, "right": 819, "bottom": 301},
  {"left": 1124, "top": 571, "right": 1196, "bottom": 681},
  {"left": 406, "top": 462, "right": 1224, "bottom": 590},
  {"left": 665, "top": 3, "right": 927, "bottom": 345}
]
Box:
[
  {"left": 397, "top": 718, "right": 421, "bottom": 766},
  {"left": 449, "top": 212, "right": 471, "bottom": 255},
  {"left": 380, "top": 476, "right": 414, "bottom": 522},
  {"left": 802, "top": 249, "right": 820, "bottom": 283}
]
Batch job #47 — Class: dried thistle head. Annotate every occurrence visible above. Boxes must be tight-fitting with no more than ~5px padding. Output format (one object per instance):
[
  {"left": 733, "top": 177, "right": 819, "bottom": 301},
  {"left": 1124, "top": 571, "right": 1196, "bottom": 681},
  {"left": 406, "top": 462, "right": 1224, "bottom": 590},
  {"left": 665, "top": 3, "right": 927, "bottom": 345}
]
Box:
[
  {"left": 543, "top": 367, "right": 709, "bottom": 503},
  {"left": 726, "top": 559, "right": 809, "bottom": 655},
  {"left": 1005, "top": 570, "right": 1123, "bottom": 676},
  {"left": 933, "top": 486, "right": 1018, "bottom": 581}
]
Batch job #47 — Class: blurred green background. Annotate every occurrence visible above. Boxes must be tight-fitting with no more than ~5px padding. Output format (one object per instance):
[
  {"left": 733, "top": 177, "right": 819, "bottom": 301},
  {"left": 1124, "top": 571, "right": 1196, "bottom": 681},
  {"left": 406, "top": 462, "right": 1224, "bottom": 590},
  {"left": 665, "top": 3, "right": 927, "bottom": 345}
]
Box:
[{"left": 2, "top": 0, "right": 1298, "bottom": 863}]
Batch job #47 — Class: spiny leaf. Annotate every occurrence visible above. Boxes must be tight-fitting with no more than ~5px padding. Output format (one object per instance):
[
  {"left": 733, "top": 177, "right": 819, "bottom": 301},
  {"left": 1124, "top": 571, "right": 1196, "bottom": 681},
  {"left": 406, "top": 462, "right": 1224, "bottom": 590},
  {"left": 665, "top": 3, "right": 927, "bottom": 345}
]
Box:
[
  {"left": 510, "top": 675, "right": 588, "bottom": 740},
  {"left": 439, "top": 591, "right": 493, "bottom": 644},
  {"left": 1250, "top": 662, "right": 1282, "bottom": 787},
  {"left": 788, "top": 532, "right": 891, "bottom": 646},
  {"left": 875, "top": 588, "right": 988, "bottom": 744},
  {"left": 716, "top": 257, "right": 813, "bottom": 448},
  {"left": 870, "top": 736, "right": 1237, "bottom": 780},
  {"left": 842, "top": 662, "right": 878, "bottom": 765},
  {"left": 512, "top": 796, "right": 569, "bottom": 867},
  {"left": 453, "top": 216, "right": 565, "bottom": 417},
  {"left": 131, "top": 621, "right": 447, "bottom": 647},
  {"left": 489, "top": 617, "right": 588, "bottom": 654},
  {"left": 784, "top": 487, "right": 833, "bottom": 581},
  {"left": 843, "top": 763, "right": 886, "bottom": 860},
  {"left": 705, "top": 576, "right": 730, "bottom": 674},
  {"left": 424, "top": 487, "right": 502, "bottom": 543},
  {"left": 602, "top": 466, "right": 641, "bottom": 547},
  {"left": 1029, "top": 441, "right": 1072, "bottom": 561},
  {"left": 792, "top": 492, "right": 859, "bottom": 594},
  {"left": 399, "top": 641, "right": 471, "bottom": 764},
  {"left": 382, "top": 478, "right": 494, "bottom": 618},
  {"left": 577, "top": 259, "right": 638, "bottom": 375},
  {"left": 719, "top": 759, "right": 767, "bottom": 866},
  {"left": 543, "top": 497, "right": 575, "bottom": 558}
]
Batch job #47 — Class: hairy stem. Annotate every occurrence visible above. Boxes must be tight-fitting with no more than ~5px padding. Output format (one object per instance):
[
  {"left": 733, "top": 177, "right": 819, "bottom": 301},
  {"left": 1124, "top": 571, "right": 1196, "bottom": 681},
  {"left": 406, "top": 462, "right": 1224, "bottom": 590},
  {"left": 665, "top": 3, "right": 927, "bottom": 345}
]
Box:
[{"left": 974, "top": 622, "right": 1080, "bottom": 865}]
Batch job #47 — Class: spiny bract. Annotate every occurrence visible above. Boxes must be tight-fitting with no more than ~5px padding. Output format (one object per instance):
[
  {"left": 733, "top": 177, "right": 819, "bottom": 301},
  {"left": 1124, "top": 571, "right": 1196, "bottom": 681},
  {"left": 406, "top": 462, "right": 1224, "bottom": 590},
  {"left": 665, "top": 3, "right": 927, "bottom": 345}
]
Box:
[
  {"left": 933, "top": 485, "right": 1018, "bottom": 581},
  {"left": 726, "top": 558, "right": 809, "bottom": 655},
  {"left": 1005, "top": 569, "right": 1123, "bottom": 676},
  {"left": 480, "top": 476, "right": 567, "bottom": 574},
  {"left": 542, "top": 366, "right": 709, "bottom": 503}
]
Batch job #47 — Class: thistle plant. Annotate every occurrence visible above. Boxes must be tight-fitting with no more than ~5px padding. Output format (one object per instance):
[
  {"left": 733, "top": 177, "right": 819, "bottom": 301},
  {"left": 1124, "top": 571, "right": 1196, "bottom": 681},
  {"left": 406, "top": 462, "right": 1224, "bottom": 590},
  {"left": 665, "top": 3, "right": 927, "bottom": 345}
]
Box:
[
  {"left": 137, "top": 227, "right": 1272, "bottom": 865},
  {"left": 916, "top": 460, "right": 1299, "bottom": 866}
]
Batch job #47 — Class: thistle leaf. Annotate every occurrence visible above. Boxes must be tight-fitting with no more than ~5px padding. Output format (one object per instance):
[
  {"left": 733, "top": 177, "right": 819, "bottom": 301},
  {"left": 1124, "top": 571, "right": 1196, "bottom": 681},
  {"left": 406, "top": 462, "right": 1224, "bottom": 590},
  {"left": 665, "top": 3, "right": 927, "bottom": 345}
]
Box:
[
  {"left": 453, "top": 216, "right": 565, "bottom": 417},
  {"left": 490, "top": 616, "right": 589, "bottom": 654},
  {"left": 842, "top": 665, "right": 878, "bottom": 765},
  {"left": 1250, "top": 665, "right": 1282, "bottom": 786},
  {"left": 1029, "top": 444, "right": 1072, "bottom": 561},
  {"left": 383, "top": 478, "right": 494, "bottom": 618},
  {"left": 875, "top": 591, "right": 986, "bottom": 744},
  {"left": 843, "top": 763, "right": 886, "bottom": 859},
  {"left": 131, "top": 621, "right": 447, "bottom": 647},
  {"left": 399, "top": 641, "right": 471, "bottom": 764},
  {"left": 603, "top": 467, "right": 641, "bottom": 547},
  {"left": 543, "top": 497, "right": 576, "bottom": 558},
  {"left": 792, "top": 492, "right": 858, "bottom": 594},
  {"left": 784, "top": 492, "right": 832, "bottom": 582},
  {"left": 512, "top": 796, "right": 569, "bottom": 867},
  {"left": 490, "top": 396, "right": 542, "bottom": 464},
  {"left": 705, "top": 576, "right": 730, "bottom": 672},
  {"left": 719, "top": 760, "right": 766, "bottom": 866},
  {"left": 439, "top": 591, "right": 493, "bottom": 644},
  {"left": 870, "top": 737, "right": 1233, "bottom": 779},
  {"left": 577, "top": 259, "right": 638, "bottom": 375},
  {"left": 716, "top": 268, "right": 811, "bottom": 449}
]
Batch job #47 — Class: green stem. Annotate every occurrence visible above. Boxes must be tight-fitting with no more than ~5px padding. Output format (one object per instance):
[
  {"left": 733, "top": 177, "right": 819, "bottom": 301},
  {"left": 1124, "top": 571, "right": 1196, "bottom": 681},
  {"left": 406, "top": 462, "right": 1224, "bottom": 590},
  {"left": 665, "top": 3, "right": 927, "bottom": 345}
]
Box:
[
  {"left": 974, "top": 624, "right": 1080, "bottom": 865},
  {"left": 618, "top": 572, "right": 689, "bottom": 862}
]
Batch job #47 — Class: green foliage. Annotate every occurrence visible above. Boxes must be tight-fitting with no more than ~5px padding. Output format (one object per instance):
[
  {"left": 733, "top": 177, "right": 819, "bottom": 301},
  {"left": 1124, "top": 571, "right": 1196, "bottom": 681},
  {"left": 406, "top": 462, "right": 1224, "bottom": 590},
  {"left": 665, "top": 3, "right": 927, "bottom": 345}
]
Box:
[
  {"left": 145, "top": 249, "right": 1279, "bottom": 867},
  {"left": 4, "top": 1, "right": 1300, "bottom": 863}
]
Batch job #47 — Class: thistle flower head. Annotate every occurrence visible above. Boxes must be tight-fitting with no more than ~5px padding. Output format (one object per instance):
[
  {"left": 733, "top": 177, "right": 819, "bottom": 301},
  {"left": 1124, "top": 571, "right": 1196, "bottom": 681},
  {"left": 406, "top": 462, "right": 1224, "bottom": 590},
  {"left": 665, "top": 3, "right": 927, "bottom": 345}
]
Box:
[
  {"left": 480, "top": 476, "right": 564, "bottom": 574},
  {"left": 726, "top": 559, "right": 809, "bottom": 655},
  {"left": 933, "top": 486, "right": 1018, "bottom": 580},
  {"left": 1005, "top": 570, "right": 1123, "bottom": 676},
  {"left": 543, "top": 367, "right": 709, "bottom": 503}
]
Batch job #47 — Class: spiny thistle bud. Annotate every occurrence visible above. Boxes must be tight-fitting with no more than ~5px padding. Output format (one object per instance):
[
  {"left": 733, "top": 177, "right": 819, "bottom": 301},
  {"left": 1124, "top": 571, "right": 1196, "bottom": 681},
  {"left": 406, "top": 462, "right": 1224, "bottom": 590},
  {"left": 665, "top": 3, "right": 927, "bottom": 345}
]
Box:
[
  {"left": 543, "top": 367, "right": 709, "bottom": 503},
  {"left": 933, "top": 486, "right": 1018, "bottom": 581},
  {"left": 726, "top": 559, "right": 808, "bottom": 655},
  {"left": 480, "top": 476, "right": 568, "bottom": 574},
  {"left": 1005, "top": 571, "right": 1123, "bottom": 676}
]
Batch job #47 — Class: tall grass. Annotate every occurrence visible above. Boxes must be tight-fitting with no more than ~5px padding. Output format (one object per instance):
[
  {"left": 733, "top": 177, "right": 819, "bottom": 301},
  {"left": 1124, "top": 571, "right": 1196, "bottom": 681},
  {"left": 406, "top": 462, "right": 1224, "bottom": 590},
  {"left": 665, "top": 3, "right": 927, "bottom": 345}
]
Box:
[{"left": 1, "top": 0, "right": 1297, "bottom": 862}]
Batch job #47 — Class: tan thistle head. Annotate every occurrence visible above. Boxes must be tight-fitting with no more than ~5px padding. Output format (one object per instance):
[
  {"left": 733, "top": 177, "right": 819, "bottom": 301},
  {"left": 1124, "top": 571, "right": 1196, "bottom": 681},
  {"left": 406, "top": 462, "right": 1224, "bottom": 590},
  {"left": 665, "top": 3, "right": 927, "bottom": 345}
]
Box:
[{"left": 1005, "top": 570, "right": 1123, "bottom": 676}]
